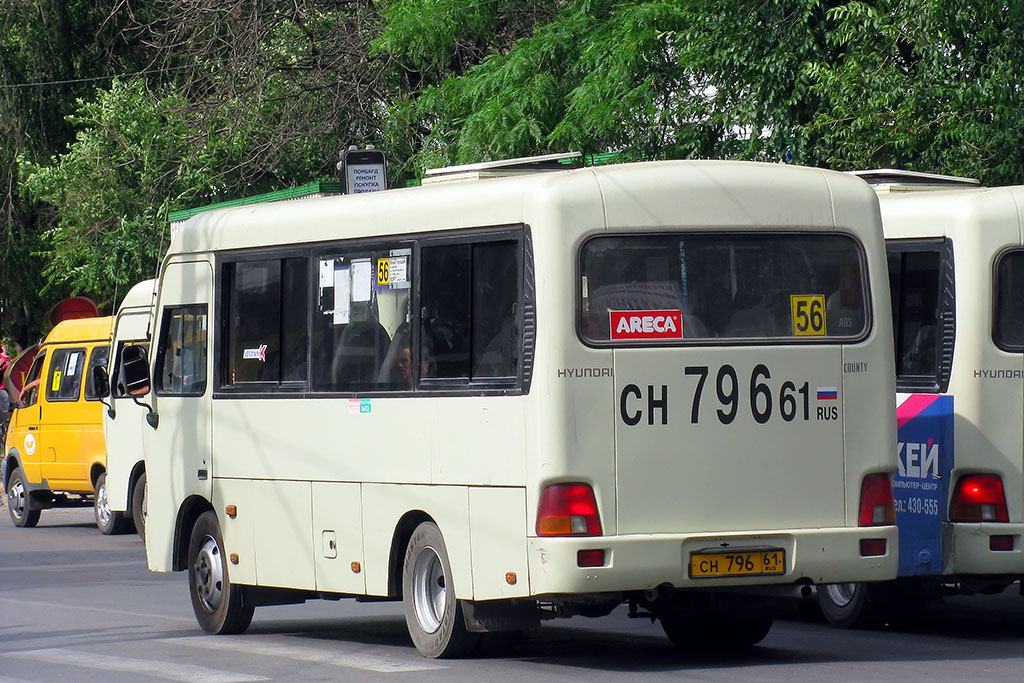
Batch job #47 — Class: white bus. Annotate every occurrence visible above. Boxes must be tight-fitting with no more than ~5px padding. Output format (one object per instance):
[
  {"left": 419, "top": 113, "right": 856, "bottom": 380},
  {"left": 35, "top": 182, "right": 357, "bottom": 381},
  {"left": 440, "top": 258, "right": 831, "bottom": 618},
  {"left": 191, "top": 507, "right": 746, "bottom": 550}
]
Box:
[
  {"left": 817, "top": 170, "right": 1024, "bottom": 626},
  {"left": 100, "top": 158, "right": 899, "bottom": 657},
  {"left": 102, "top": 278, "right": 157, "bottom": 539}
]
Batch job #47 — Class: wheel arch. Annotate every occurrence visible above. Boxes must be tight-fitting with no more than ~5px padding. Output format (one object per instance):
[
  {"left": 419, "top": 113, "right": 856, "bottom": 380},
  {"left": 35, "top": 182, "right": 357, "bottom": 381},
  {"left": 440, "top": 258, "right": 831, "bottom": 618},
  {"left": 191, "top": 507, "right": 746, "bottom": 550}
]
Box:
[
  {"left": 89, "top": 462, "right": 106, "bottom": 490},
  {"left": 173, "top": 495, "right": 215, "bottom": 571},
  {"left": 2, "top": 451, "right": 21, "bottom": 489},
  {"left": 387, "top": 510, "right": 433, "bottom": 600}
]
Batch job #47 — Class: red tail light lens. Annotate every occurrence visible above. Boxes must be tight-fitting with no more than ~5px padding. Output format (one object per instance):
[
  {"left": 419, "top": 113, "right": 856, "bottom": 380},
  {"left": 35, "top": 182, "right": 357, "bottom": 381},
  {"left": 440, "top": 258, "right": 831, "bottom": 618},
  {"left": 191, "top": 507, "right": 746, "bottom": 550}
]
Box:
[
  {"left": 858, "top": 474, "right": 895, "bottom": 526},
  {"left": 537, "top": 483, "right": 603, "bottom": 536},
  {"left": 951, "top": 474, "right": 1009, "bottom": 522}
]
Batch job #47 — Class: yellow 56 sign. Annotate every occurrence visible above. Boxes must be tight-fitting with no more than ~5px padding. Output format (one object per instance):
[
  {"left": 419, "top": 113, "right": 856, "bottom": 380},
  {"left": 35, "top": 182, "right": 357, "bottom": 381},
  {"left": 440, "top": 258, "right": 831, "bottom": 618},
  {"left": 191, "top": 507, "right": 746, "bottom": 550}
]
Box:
[
  {"left": 790, "top": 294, "right": 826, "bottom": 336},
  {"left": 377, "top": 258, "right": 390, "bottom": 285}
]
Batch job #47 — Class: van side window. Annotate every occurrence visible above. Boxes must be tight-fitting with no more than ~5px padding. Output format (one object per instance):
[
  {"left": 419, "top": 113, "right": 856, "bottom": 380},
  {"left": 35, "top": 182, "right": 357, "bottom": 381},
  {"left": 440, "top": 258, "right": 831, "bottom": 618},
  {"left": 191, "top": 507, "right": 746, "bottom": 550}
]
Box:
[
  {"left": 420, "top": 239, "right": 519, "bottom": 383},
  {"left": 155, "top": 306, "right": 208, "bottom": 396},
  {"left": 84, "top": 345, "right": 110, "bottom": 400},
  {"left": 19, "top": 349, "right": 46, "bottom": 408},
  {"left": 886, "top": 239, "right": 955, "bottom": 393},
  {"left": 994, "top": 250, "right": 1024, "bottom": 351},
  {"left": 223, "top": 258, "right": 308, "bottom": 386},
  {"left": 46, "top": 348, "right": 86, "bottom": 402}
]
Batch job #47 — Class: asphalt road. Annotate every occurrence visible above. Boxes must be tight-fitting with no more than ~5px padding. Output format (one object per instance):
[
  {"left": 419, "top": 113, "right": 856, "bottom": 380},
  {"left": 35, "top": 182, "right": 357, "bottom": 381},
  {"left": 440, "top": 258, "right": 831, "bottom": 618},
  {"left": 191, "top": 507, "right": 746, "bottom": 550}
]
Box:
[{"left": 4, "top": 508, "right": 1024, "bottom": 681}]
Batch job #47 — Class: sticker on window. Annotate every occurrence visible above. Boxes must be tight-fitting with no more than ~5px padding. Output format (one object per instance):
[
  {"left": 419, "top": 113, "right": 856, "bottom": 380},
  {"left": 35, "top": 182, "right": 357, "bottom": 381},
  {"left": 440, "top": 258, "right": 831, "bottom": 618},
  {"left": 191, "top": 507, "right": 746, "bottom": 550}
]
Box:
[
  {"left": 242, "top": 344, "right": 268, "bottom": 362},
  {"left": 609, "top": 310, "right": 684, "bottom": 341},
  {"left": 67, "top": 353, "right": 79, "bottom": 376},
  {"left": 790, "top": 294, "right": 826, "bottom": 336},
  {"left": 51, "top": 370, "right": 62, "bottom": 392}
]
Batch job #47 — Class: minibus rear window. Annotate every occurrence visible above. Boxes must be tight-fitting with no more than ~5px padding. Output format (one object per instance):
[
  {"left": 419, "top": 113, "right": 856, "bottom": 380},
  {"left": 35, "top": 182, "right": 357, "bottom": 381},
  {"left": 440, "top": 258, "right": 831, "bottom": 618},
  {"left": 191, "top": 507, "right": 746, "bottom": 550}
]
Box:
[
  {"left": 994, "top": 250, "right": 1024, "bottom": 351},
  {"left": 579, "top": 233, "right": 868, "bottom": 344}
]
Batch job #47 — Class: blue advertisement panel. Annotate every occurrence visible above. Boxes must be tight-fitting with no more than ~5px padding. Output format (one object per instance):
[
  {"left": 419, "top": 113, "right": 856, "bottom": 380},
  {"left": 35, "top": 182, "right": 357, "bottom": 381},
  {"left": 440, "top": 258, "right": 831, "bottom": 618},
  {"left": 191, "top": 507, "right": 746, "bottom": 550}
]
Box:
[{"left": 894, "top": 394, "right": 954, "bottom": 576}]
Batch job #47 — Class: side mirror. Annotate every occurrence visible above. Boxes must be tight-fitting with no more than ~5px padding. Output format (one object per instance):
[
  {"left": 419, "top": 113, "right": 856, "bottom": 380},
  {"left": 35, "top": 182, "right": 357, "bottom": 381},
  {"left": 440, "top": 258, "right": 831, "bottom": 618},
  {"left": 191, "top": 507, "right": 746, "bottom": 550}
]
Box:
[{"left": 121, "top": 345, "right": 152, "bottom": 397}]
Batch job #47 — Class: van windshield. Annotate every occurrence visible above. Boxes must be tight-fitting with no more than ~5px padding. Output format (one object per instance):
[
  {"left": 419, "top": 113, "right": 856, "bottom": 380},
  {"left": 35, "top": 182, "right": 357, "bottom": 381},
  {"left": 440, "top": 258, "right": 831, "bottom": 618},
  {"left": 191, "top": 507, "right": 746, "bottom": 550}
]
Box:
[{"left": 580, "top": 233, "right": 868, "bottom": 344}]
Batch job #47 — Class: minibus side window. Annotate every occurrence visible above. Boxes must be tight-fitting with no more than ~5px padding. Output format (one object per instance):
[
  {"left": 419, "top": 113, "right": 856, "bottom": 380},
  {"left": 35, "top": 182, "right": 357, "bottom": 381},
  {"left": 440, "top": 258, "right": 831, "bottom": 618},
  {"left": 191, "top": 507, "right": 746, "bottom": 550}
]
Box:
[
  {"left": 420, "top": 239, "right": 519, "bottom": 382},
  {"left": 113, "top": 342, "right": 149, "bottom": 397},
  {"left": 84, "top": 345, "right": 110, "bottom": 400},
  {"left": 155, "top": 306, "right": 208, "bottom": 396},
  {"left": 579, "top": 233, "right": 867, "bottom": 344},
  {"left": 46, "top": 348, "right": 86, "bottom": 402},
  {"left": 886, "top": 238, "right": 954, "bottom": 393},
  {"left": 994, "top": 250, "right": 1024, "bottom": 351},
  {"left": 311, "top": 244, "right": 413, "bottom": 392}
]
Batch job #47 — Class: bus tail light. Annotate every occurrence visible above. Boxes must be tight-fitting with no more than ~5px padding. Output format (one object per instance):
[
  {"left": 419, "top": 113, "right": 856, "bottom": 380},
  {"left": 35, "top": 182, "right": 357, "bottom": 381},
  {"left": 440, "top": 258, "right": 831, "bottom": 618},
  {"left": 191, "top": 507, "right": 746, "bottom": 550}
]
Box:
[
  {"left": 858, "top": 474, "right": 895, "bottom": 526},
  {"left": 536, "top": 483, "right": 602, "bottom": 536},
  {"left": 950, "top": 474, "right": 1009, "bottom": 522}
]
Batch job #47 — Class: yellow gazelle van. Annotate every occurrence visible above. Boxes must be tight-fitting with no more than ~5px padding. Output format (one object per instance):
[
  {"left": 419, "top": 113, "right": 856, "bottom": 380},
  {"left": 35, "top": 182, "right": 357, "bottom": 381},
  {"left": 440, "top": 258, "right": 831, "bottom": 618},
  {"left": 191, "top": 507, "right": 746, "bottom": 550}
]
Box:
[{"left": 2, "top": 316, "right": 128, "bottom": 533}]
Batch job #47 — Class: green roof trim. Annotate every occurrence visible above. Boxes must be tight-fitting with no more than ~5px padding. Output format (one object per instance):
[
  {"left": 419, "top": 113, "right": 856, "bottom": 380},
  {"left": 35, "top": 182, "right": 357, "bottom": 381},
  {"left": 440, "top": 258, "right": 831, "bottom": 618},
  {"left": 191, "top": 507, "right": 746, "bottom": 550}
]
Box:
[{"left": 168, "top": 181, "right": 342, "bottom": 222}]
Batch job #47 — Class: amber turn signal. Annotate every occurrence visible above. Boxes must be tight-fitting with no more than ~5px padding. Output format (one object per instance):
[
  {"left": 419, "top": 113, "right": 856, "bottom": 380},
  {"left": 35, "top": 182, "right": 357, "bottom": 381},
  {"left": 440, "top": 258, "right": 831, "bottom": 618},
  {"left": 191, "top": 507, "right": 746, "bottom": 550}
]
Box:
[{"left": 225, "top": 505, "right": 237, "bottom": 519}]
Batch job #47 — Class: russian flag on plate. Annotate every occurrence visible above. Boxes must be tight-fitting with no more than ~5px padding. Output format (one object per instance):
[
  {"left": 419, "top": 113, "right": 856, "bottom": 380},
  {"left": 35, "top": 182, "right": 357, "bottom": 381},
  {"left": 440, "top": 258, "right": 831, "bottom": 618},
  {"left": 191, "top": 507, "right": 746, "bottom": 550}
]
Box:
[{"left": 816, "top": 386, "right": 838, "bottom": 400}]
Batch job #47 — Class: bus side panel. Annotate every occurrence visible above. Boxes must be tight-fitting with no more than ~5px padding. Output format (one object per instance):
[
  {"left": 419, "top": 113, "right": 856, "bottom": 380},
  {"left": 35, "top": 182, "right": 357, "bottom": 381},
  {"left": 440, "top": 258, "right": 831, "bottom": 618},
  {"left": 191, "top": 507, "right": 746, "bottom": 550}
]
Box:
[
  {"left": 252, "top": 479, "right": 315, "bottom": 590},
  {"left": 361, "top": 484, "right": 472, "bottom": 599},
  {"left": 430, "top": 399, "right": 527, "bottom": 486},
  {"left": 312, "top": 481, "right": 366, "bottom": 594},
  {"left": 468, "top": 487, "right": 529, "bottom": 600},
  {"left": 213, "top": 477, "right": 257, "bottom": 585}
]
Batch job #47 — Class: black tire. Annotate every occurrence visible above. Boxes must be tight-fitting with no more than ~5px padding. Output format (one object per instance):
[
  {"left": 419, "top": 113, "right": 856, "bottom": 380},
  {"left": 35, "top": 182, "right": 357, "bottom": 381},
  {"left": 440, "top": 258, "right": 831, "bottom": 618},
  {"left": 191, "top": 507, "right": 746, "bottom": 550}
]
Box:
[
  {"left": 6, "top": 467, "right": 40, "bottom": 528},
  {"left": 817, "top": 582, "right": 880, "bottom": 629},
  {"left": 661, "top": 614, "right": 773, "bottom": 651},
  {"left": 131, "top": 472, "right": 147, "bottom": 542},
  {"left": 402, "top": 521, "right": 480, "bottom": 658},
  {"left": 187, "top": 511, "right": 254, "bottom": 634},
  {"left": 94, "top": 472, "right": 130, "bottom": 535}
]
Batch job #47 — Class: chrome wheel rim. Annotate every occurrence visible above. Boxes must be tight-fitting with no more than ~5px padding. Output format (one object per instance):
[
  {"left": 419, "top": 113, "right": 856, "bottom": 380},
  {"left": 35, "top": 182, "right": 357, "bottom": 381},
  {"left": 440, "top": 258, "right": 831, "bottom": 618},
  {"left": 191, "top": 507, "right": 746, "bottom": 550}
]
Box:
[
  {"left": 194, "top": 536, "right": 224, "bottom": 613},
  {"left": 96, "top": 480, "right": 111, "bottom": 527},
  {"left": 8, "top": 479, "right": 27, "bottom": 520},
  {"left": 824, "top": 583, "right": 858, "bottom": 608},
  {"left": 412, "top": 546, "right": 445, "bottom": 634}
]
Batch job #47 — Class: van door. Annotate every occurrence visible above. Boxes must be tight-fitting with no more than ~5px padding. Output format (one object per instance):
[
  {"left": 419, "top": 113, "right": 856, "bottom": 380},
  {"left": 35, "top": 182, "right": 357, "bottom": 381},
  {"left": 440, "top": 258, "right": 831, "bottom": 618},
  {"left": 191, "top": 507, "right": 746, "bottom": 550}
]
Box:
[
  {"left": 105, "top": 310, "right": 153, "bottom": 513},
  {"left": 7, "top": 350, "right": 46, "bottom": 483},
  {"left": 144, "top": 260, "right": 213, "bottom": 570}
]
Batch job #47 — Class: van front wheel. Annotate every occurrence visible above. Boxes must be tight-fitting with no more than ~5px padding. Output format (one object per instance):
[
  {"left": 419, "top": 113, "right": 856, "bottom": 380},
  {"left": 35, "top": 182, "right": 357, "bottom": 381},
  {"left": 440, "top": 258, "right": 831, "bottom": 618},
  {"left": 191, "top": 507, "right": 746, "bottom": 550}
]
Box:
[
  {"left": 6, "top": 468, "right": 40, "bottom": 528},
  {"left": 402, "top": 521, "right": 479, "bottom": 658},
  {"left": 95, "top": 472, "right": 130, "bottom": 535},
  {"left": 188, "top": 511, "right": 254, "bottom": 634}
]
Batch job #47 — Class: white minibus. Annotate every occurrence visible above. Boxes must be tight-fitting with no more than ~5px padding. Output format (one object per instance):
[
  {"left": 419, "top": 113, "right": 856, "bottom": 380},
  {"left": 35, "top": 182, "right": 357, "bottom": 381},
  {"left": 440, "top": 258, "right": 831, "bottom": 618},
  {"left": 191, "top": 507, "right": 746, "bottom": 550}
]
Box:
[
  {"left": 817, "top": 170, "right": 1024, "bottom": 626},
  {"left": 100, "top": 157, "right": 898, "bottom": 657}
]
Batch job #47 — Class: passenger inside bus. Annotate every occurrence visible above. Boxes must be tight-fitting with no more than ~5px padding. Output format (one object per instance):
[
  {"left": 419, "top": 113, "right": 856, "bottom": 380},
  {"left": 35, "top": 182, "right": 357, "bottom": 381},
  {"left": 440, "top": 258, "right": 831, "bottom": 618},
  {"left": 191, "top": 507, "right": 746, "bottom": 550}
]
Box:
[{"left": 377, "top": 323, "right": 432, "bottom": 389}]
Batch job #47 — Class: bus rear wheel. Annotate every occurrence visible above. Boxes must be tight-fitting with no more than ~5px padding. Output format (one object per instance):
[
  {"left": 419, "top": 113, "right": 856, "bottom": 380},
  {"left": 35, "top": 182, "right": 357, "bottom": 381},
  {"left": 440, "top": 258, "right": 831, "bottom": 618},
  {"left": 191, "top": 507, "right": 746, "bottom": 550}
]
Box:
[
  {"left": 187, "top": 511, "right": 254, "bottom": 634},
  {"left": 661, "top": 614, "right": 773, "bottom": 650},
  {"left": 6, "top": 468, "right": 40, "bottom": 528},
  {"left": 94, "top": 472, "right": 130, "bottom": 535},
  {"left": 402, "top": 521, "right": 479, "bottom": 658}
]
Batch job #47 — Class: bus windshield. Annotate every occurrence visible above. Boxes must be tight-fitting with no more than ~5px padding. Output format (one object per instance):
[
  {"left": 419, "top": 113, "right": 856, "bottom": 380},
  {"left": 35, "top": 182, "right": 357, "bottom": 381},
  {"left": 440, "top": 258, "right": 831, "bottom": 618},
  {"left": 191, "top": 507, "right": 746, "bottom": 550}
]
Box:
[{"left": 580, "top": 232, "right": 868, "bottom": 343}]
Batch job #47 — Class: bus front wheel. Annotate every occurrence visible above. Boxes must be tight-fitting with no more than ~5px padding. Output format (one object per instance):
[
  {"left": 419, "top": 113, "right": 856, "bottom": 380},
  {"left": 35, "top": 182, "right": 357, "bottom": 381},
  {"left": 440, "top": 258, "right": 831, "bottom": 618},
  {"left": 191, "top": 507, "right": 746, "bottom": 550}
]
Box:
[
  {"left": 132, "top": 472, "right": 147, "bottom": 541},
  {"left": 817, "top": 582, "right": 878, "bottom": 628},
  {"left": 187, "top": 511, "right": 254, "bottom": 634},
  {"left": 402, "top": 521, "right": 479, "bottom": 658},
  {"left": 94, "top": 472, "right": 130, "bottom": 535}
]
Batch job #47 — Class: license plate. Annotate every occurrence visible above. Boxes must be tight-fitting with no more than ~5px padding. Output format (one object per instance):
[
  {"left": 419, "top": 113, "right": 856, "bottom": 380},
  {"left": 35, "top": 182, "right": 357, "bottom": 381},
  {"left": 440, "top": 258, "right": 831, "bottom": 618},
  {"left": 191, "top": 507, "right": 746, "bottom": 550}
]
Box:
[{"left": 689, "top": 548, "right": 785, "bottom": 578}]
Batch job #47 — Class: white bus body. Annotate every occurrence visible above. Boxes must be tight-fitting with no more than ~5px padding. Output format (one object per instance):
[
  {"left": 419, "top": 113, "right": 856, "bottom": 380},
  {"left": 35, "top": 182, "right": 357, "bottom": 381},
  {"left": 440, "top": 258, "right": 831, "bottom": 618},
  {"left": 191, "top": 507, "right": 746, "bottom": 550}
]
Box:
[
  {"left": 108, "top": 160, "right": 898, "bottom": 656},
  {"left": 818, "top": 171, "right": 1024, "bottom": 627}
]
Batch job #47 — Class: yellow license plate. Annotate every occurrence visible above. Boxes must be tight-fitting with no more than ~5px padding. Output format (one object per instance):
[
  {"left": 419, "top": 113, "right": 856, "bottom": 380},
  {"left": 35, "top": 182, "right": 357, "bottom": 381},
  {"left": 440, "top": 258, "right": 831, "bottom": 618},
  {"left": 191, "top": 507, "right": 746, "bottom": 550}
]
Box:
[{"left": 689, "top": 548, "right": 785, "bottom": 578}]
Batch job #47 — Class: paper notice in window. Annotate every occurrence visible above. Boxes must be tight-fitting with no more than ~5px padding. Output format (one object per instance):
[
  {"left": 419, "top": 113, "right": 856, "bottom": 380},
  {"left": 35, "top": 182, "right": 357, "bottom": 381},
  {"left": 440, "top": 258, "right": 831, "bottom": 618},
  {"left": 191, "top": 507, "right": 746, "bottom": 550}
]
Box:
[
  {"left": 352, "top": 259, "right": 372, "bottom": 302},
  {"left": 319, "top": 259, "right": 334, "bottom": 287},
  {"left": 389, "top": 256, "right": 408, "bottom": 285},
  {"left": 334, "top": 266, "right": 351, "bottom": 325},
  {"left": 67, "top": 353, "right": 79, "bottom": 376}
]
